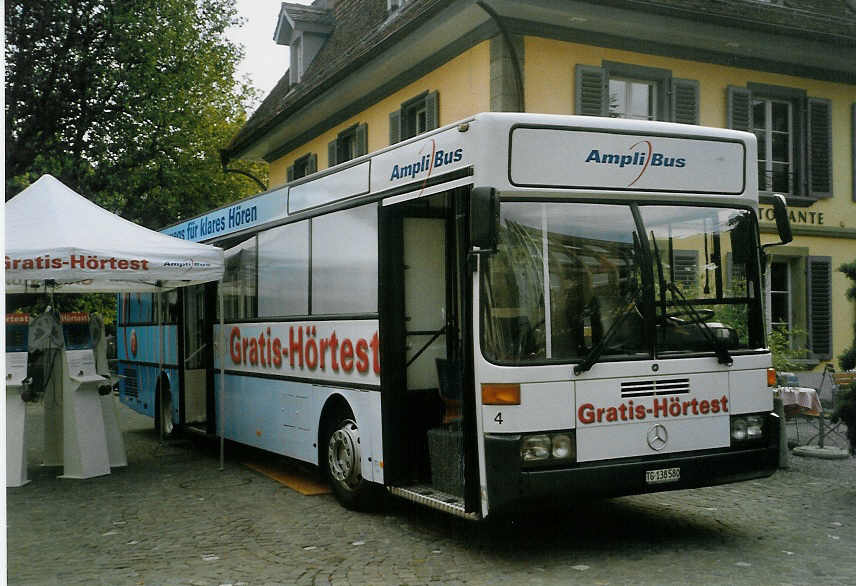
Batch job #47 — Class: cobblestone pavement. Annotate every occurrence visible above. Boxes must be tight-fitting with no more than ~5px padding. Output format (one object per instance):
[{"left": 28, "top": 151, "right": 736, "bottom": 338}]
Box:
[{"left": 6, "top": 402, "right": 855, "bottom": 585}]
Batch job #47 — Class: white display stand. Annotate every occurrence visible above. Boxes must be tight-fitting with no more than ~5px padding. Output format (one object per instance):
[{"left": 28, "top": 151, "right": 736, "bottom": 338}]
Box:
[
  {"left": 57, "top": 349, "right": 111, "bottom": 479},
  {"left": 92, "top": 313, "right": 127, "bottom": 468},
  {"left": 6, "top": 351, "right": 31, "bottom": 487}
]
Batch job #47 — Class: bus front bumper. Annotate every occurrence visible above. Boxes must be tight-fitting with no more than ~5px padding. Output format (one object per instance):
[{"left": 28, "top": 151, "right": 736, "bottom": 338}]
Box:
[{"left": 484, "top": 418, "right": 779, "bottom": 516}]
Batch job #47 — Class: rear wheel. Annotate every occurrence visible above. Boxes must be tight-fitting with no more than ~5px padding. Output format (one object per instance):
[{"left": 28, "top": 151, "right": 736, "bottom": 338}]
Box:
[
  {"left": 154, "top": 374, "right": 174, "bottom": 437},
  {"left": 322, "top": 413, "right": 376, "bottom": 509}
]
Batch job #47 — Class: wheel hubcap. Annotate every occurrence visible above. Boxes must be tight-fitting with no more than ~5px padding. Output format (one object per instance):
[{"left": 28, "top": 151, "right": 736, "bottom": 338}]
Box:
[{"left": 328, "top": 420, "right": 361, "bottom": 489}]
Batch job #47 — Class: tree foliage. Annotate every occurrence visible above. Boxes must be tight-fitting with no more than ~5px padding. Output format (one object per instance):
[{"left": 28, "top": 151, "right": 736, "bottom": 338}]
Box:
[
  {"left": 5, "top": 0, "right": 268, "bottom": 229},
  {"left": 838, "top": 260, "right": 856, "bottom": 371}
]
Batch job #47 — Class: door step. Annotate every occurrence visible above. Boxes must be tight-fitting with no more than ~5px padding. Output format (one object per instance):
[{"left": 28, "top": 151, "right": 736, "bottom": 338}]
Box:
[{"left": 388, "top": 485, "right": 479, "bottom": 520}]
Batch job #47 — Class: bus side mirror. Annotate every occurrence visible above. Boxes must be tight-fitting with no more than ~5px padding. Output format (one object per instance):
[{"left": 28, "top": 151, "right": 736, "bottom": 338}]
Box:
[
  {"left": 470, "top": 187, "right": 499, "bottom": 252},
  {"left": 761, "top": 194, "right": 793, "bottom": 249}
]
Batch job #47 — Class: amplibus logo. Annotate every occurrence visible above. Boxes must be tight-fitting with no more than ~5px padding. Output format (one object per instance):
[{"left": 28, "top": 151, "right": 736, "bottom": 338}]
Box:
[
  {"left": 388, "top": 139, "right": 464, "bottom": 183},
  {"left": 577, "top": 395, "right": 728, "bottom": 425},
  {"left": 226, "top": 321, "right": 381, "bottom": 383},
  {"left": 583, "top": 140, "right": 687, "bottom": 187}
]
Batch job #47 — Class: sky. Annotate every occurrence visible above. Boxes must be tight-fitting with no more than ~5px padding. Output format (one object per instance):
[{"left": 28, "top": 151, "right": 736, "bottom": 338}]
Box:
[{"left": 227, "top": 0, "right": 313, "bottom": 107}]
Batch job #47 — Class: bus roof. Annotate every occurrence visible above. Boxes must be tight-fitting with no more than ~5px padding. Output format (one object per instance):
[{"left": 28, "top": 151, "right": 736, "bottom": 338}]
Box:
[{"left": 161, "top": 112, "right": 756, "bottom": 244}]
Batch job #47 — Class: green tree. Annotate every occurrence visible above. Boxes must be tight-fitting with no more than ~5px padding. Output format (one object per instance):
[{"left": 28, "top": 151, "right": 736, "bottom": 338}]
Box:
[
  {"left": 5, "top": 0, "right": 267, "bottom": 228},
  {"left": 838, "top": 260, "right": 856, "bottom": 371}
]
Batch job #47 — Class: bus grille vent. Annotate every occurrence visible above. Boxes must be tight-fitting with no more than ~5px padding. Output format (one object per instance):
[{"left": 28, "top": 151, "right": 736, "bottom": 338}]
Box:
[
  {"left": 123, "top": 365, "right": 139, "bottom": 398},
  {"left": 621, "top": 378, "right": 690, "bottom": 398}
]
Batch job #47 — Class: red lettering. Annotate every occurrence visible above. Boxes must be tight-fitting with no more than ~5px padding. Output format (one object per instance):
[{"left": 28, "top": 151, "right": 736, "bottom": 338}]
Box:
[
  {"left": 306, "top": 339, "right": 318, "bottom": 369},
  {"left": 229, "top": 327, "right": 242, "bottom": 364},
  {"left": 141, "top": 260, "right": 149, "bottom": 270},
  {"left": 70, "top": 255, "right": 85, "bottom": 269},
  {"left": 578, "top": 403, "right": 595, "bottom": 424},
  {"left": 596, "top": 407, "right": 605, "bottom": 422},
  {"left": 618, "top": 403, "right": 628, "bottom": 421},
  {"left": 329, "top": 332, "right": 339, "bottom": 371},
  {"left": 635, "top": 404, "right": 646, "bottom": 419},
  {"left": 690, "top": 398, "right": 699, "bottom": 415},
  {"left": 356, "top": 339, "right": 369, "bottom": 373},
  {"left": 606, "top": 406, "right": 618, "bottom": 422},
  {"left": 720, "top": 395, "right": 729, "bottom": 412},
  {"left": 118, "top": 259, "right": 129, "bottom": 269},
  {"left": 653, "top": 398, "right": 668, "bottom": 417},
  {"left": 371, "top": 332, "right": 381, "bottom": 374},
  {"left": 699, "top": 400, "right": 710, "bottom": 414},
  {"left": 249, "top": 338, "right": 258, "bottom": 365},
  {"left": 52, "top": 258, "right": 62, "bottom": 268},
  {"left": 320, "top": 338, "right": 328, "bottom": 369},
  {"left": 258, "top": 333, "right": 266, "bottom": 367},
  {"left": 341, "top": 339, "right": 354, "bottom": 372},
  {"left": 711, "top": 399, "right": 720, "bottom": 413},
  {"left": 272, "top": 338, "right": 282, "bottom": 367},
  {"left": 290, "top": 326, "right": 303, "bottom": 368}
]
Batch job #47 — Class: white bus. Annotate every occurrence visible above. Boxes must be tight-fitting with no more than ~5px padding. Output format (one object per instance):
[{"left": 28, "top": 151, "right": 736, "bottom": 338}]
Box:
[{"left": 121, "top": 113, "right": 792, "bottom": 520}]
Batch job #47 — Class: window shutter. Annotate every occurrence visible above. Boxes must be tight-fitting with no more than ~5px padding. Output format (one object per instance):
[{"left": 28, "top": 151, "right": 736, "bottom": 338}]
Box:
[
  {"left": 287, "top": 165, "right": 295, "bottom": 183},
  {"left": 807, "top": 256, "right": 832, "bottom": 360},
  {"left": 425, "top": 91, "right": 439, "bottom": 131},
  {"left": 575, "top": 64, "right": 607, "bottom": 116},
  {"left": 328, "top": 139, "right": 338, "bottom": 168},
  {"left": 671, "top": 78, "right": 699, "bottom": 125},
  {"left": 389, "top": 109, "right": 401, "bottom": 144},
  {"left": 356, "top": 123, "right": 368, "bottom": 156},
  {"left": 727, "top": 86, "right": 752, "bottom": 131},
  {"left": 308, "top": 153, "right": 317, "bottom": 174},
  {"left": 807, "top": 97, "right": 832, "bottom": 198}
]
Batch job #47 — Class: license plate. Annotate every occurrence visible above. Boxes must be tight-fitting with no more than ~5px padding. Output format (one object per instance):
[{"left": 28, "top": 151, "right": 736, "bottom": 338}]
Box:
[{"left": 646, "top": 467, "right": 680, "bottom": 485}]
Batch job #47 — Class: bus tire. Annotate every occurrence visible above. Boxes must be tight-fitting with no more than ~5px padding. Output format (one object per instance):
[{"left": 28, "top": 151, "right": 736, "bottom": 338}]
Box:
[
  {"left": 322, "top": 412, "right": 376, "bottom": 510},
  {"left": 154, "top": 373, "right": 174, "bottom": 437}
]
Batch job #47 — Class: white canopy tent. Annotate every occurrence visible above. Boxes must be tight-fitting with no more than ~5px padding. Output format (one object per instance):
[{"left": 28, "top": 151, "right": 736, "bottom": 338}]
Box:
[
  {"left": 5, "top": 174, "right": 228, "bottom": 467},
  {"left": 5, "top": 174, "right": 223, "bottom": 292}
]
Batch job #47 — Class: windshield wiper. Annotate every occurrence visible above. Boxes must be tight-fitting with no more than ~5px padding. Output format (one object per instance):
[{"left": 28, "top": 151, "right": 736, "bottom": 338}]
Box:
[
  {"left": 649, "top": 232, "right": 732, "bottom": 366},
  {"left": 573, "top": 291, "right": 639, "bottom": 376}
]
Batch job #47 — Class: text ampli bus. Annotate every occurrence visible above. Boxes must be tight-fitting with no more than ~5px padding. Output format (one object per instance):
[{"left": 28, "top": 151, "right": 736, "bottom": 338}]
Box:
[{"left": 117, "top": 113, "right": 792, "bottom": 520}]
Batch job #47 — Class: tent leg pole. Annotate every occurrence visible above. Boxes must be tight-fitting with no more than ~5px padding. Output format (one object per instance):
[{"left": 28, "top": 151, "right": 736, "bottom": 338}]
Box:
[
  {"left": 158, "top": 289, "right": 164, "bottom": 442},
  {"left": 219, "top": 283, "right": 225, "bottom": 471}
]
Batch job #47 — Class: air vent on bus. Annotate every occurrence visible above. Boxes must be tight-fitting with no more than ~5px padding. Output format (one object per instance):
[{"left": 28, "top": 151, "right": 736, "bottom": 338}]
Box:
[
  {"left": 123, "top": 365, "right": 139, "bottom": 398},
  {"left": 620, "top": 378, "right": 690, "bottom": 398}
]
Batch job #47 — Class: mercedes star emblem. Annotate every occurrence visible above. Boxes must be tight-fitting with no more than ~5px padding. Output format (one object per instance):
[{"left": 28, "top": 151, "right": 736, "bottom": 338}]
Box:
[{"left": 647, "top": 424, "right": 669, "bottom": 451}]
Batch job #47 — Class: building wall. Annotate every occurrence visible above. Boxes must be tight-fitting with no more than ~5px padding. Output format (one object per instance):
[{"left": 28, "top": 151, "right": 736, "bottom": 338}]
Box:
[{"left": 269, "top": 40, "right": 491, "bottom": 187}]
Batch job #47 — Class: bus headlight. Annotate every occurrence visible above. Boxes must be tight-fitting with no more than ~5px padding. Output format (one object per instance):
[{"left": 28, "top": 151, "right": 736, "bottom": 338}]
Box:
[
  {"left": 521, "top": 431, "right": 576, "bottom": 466},
  {"left": 521, "top": 435, "right": 550, "bottom": 462},
  {"left": 730, "top": 414, "right": 765, "bottom": 444}
]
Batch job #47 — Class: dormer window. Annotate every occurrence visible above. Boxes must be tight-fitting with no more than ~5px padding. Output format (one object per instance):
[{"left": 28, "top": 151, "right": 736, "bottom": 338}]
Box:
[{"left": 274, "top": 3, "right": 334, "bottom": 85}]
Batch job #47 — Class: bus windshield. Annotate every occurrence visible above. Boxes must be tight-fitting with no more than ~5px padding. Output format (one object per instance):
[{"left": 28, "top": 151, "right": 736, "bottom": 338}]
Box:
[{"left": 481, "top": 201, "right": 763, "bottom": 364}]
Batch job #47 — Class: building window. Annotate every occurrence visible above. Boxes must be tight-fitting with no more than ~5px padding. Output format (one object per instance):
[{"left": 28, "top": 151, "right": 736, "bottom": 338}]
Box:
[
  {"left": 575, "top": 62, "right": 698, "bottom": 125},
  {"left": 328, "top": 123, "right": 368, "bottom": 167},
  {"left": 672, "top": 250, "right": 699, "bottom": 292},
  {"left": 752, "top": 98, "right": 794, "bottom": 193},
  {"left": 389, "top": 91, "right": 439, "bottom": 144},
  {"left": 769, "top": 260, "right": 791, "bottom": 332},
  {"left": 609, "top": 78, "right": 657, "bottom": 121},
  {"left": 727, "top": 83, "right": 832, "bottom": 202},
  {"left": 287, "top": 152, "right": 317, "bottom": 182}
]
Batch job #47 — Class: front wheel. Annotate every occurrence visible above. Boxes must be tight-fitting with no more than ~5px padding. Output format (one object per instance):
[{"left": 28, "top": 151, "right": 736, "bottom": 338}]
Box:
[{"left": 323, "top": 415, "right": 376, "bottom": 510}]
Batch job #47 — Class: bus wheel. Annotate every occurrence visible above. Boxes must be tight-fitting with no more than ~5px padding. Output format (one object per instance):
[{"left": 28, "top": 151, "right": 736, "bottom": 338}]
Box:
[
  {"left": 154, "top": 375, "right": 174, "bottom": 437},
  {"left": 324, "top": 416, "right": 371, "bottom": 509}
]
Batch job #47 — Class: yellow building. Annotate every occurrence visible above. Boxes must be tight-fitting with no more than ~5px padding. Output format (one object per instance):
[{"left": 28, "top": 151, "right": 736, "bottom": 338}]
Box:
[{"left": 225, "top": 0, "right": 856, "bottom": 381}]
